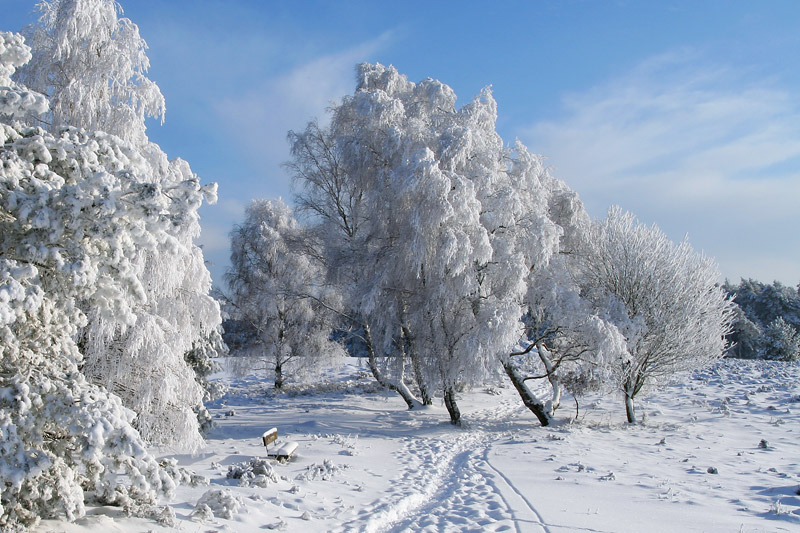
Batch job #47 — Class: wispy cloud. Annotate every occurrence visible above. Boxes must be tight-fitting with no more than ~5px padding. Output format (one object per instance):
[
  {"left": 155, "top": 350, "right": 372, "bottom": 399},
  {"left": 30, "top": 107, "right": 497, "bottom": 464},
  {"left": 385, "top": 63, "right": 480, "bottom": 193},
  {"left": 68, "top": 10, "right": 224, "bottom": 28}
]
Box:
[
  {"left": 522, "top": 50, "right": 800, "bottom": 283},
  {"left": 213, "top": 31, "right": 393, "bottom": 196},
  {"left": 187, "top": 32, "right": 392, "bottom": 287}
]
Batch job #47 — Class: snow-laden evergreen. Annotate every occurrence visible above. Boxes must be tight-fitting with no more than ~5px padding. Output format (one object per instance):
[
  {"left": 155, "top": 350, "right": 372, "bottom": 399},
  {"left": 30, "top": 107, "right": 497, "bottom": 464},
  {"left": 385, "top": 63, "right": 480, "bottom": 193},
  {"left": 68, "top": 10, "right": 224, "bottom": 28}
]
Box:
[
  {"left": 762, "top": 316, "right": 800, "bottom": 362},
  {"left": 14, "top": 0, "right": 223, "bottom": 449},
  {"left": 724, "top": 279, "right": 800, "bottom": 360},
  {"left": 1, "top": 31, "right": 187, "bottom": 530},
  {"left": 0, "top": 261, "right": 175, "bottom": 531}
]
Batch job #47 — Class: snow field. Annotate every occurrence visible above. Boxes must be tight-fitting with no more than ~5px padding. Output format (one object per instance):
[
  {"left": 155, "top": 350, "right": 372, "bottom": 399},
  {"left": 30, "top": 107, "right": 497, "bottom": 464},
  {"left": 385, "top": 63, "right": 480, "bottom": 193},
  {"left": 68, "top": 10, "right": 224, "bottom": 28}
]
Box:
[{"left": 33, "top": 359, "right": 800, "bottom": 532}]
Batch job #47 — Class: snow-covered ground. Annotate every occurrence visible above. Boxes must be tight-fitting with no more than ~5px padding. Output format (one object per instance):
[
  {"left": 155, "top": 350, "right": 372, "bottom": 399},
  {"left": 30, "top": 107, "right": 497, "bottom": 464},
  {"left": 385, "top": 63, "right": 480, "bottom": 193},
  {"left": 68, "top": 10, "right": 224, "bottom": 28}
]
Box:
[{"left": 34, "top": 359, "right": 800, "bottom": 532}]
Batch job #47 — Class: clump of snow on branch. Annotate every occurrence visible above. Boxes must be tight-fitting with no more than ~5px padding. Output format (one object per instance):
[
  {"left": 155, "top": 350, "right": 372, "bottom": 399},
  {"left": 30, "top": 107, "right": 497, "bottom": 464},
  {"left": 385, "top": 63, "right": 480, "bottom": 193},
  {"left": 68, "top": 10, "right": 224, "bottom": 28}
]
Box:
[{"left": 0, "top": 32, "right": 47, "bottom": 118}]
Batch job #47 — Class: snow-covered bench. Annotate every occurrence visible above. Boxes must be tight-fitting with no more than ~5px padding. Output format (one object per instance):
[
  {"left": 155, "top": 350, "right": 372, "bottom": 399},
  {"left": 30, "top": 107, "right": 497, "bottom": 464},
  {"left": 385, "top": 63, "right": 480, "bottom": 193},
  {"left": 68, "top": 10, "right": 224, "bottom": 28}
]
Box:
[
  {"left": 262, "top": 428, "right": 278, "bottom": 447},
  {"left": 261, "top": 428, "right": 298, "bottom": 462},
  {"left": 273, "top": 441, "right": 299, "bottom": 462}
]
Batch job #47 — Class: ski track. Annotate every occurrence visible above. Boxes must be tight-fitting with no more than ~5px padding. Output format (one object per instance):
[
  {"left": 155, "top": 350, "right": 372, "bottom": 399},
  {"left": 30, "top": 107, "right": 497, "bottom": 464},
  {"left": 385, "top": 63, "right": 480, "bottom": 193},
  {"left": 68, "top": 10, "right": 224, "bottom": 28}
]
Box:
[
  {"left": 339, "top": 398, "right": 549, "bottom": 532},
  {"left": 482, "top": 446, "right": 551, "bottom": 533}
]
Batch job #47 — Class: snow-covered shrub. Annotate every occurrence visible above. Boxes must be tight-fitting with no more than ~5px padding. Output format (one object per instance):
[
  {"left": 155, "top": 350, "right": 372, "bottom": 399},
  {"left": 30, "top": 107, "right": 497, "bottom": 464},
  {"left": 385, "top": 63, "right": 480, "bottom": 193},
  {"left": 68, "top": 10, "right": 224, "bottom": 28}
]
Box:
[
  {"left": 0, "top": 261, "right": 174, "bottom": 531},
  {"left": 226, "top": 458, "right": 278, "bottom": 487},
  {"left": 159, "top": 458, "right": 208, "bottom": 487},
  {"left": 329, "top": 434, "right": 359, "bottom": 456},
  {"left": 190, "top": 503, "right": 214, "bottom": 522},
  {"left": 769, "top": 499, "right": 791, "bottom": 515},
  {"left": 296, "top": 459, "right": 348, "bottom": 481},
  {"left": 196, "top": 489, "right": 244, "bottom": 520},
  {"left": 145, "top": 505, "right": 176, "bottom": 527}
]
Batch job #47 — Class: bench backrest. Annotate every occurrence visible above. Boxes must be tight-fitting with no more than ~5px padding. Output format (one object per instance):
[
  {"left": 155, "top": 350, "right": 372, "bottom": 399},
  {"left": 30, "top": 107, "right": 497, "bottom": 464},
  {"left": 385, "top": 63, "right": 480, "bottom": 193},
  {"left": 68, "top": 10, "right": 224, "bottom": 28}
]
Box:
[{"left": 262, "top": 428, "right": 278, "bottom": 446}]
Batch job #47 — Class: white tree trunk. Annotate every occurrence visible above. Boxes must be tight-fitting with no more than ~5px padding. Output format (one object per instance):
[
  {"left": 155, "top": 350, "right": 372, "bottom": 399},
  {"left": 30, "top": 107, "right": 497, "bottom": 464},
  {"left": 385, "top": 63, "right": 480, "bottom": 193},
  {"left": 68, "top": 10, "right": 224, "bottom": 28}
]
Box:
[
  {"left": 364, "top": 324, "right": 422, "bottom": 409},
  {"left": 537, "top": 342, "right": 561, "bottom": 416},
  {"left": 502, "top": 359, "right": 553, "bottom": 426}
]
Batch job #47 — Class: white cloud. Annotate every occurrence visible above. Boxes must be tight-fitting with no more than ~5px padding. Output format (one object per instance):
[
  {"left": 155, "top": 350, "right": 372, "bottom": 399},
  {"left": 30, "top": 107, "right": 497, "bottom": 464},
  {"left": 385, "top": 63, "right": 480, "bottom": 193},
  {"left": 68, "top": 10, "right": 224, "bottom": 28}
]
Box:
[
  {"left": 190, "top": 32, "right": 392, "bottom": 288},
  {"left": 213, "top": 31, "right": 393, "bottom": 197},
  {"left": 521, "top": 51, "right": 800, "bottom": 284}
]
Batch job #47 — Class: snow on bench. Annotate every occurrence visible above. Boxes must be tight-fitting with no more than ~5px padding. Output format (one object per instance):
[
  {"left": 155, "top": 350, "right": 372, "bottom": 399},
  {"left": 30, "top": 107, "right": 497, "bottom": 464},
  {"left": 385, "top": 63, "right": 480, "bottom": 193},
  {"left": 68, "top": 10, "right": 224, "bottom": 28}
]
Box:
[
  {"left": 262, "top": 428, "right": 278, "bottom": 447},
  {"left": 261, "top": 428, "right": 298, "bottom": 462},
  {"left": 274, "top": 441, "right": 299, "bottom": 462}
]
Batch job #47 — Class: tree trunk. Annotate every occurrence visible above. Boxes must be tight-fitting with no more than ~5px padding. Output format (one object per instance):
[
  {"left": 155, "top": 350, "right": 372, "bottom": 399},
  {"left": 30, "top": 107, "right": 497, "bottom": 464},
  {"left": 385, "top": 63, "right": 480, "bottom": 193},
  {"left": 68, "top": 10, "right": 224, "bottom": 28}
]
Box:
[
  {"left": 403, "top": 326, "right": 432, "bottom": 406},
  {"left": 443, "top": 385, "right": 462, "bottom": 427},
  {"left": 502, "top": 360, "right": 552, "bottom": 426},
  {"left": 537, "top": 342, "right": 561, "bottom": 416},
  {"left": 364, "top": 324, "right": 421, "bottom": 409},
  {"left": 624, "top": 382, "right": 636, "bottom": 423},
  {"left": 274, "top": 360, "right": 284, "bottom": 390},
  {"left": 275, "top": 325, "right": 286, "bottom": 390}
]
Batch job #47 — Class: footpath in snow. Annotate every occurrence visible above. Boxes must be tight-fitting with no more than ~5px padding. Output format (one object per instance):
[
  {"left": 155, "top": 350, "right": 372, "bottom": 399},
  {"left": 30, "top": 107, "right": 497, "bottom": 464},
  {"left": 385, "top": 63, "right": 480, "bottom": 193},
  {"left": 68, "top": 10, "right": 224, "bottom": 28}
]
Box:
[{"left": 34, "top": 359, "right": 800, "bottom": 533}]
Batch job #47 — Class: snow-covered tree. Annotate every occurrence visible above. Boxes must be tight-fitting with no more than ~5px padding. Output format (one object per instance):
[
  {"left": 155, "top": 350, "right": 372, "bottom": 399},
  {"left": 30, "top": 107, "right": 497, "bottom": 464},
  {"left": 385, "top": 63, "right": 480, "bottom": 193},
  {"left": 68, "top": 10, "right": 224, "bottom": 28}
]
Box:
[
  {"left": 289, "top": 64, "right": 582, "bottom": 425},
  {"left": 495, "top": 160, "right": 648, "bottom": 427},
  {"left": 15, "top": 0, "right": 223, "bottom": 448},
  {"left": 510, "top": 260, "right": 628, "bottom": 426},
  {"left": 16, "top": 0, "right": 164, "bottom": 147},
  {"left": 290, "top": 66, "right": 499, "bottom": 423},
  {"left": 226, "top": 199, "right": 344, "bottom": 389},
  {"left": 1, "top": 31, "right": 178, "bottom": 530},
  {"left": 77, "top": 153, "right": 220, "bottom": 450},
  {"left": 723, "top": 279, "right": 800, "bottom": 359},
  {"left": 288, "top": 117, "right": 430, "bottom": 409},
  {"left": 573, "top": 207, "right": 735, "bottom": 423},
  {"left": 724, "top": 303, "right": 763, "bottom": 359},
  {"left": 761, "top": 316, "right": 800, "bottom": 362}
]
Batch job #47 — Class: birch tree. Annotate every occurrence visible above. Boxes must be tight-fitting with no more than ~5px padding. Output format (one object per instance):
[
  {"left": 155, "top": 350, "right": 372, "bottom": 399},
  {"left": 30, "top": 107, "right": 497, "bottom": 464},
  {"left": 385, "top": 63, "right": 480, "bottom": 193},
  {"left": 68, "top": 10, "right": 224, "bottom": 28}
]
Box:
[
  {"left": 289, "top": 64, "right": 577, "bottom": 425},
  {"left": 17, "top": 0, "right": 164, "bottom": 147},
  {"left": 226, "top": 199, "right": 344, "bottom": 389},
  {"left": 574, "top": 207, "right": 736, "bottom": 423}
]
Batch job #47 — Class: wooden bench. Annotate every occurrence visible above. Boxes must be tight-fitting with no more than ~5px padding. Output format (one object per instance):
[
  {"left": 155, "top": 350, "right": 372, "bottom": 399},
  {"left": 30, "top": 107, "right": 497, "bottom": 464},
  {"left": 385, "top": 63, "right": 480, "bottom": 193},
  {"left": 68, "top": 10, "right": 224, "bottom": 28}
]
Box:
[
  {"left": 274, "top": 441, "right": 299, "bottom": 462},
  {"left": 262, "top": 428, "right": 278, "bottom": 447},
  {"left": 261, "top": 428, "right": 298, "bottom": 462}
]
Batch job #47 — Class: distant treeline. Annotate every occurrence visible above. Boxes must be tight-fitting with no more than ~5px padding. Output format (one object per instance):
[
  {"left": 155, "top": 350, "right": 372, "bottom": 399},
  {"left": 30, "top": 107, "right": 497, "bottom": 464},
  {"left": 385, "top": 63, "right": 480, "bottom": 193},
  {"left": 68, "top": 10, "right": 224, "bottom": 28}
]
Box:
[{"left": 724, "top": 279, "right": 800, "bottom": 361}]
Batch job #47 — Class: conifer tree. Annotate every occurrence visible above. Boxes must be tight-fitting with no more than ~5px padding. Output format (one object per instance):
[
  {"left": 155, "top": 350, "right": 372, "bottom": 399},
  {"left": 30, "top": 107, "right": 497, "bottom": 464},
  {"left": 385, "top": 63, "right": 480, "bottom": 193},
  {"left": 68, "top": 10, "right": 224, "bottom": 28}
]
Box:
[{"left": 16, "top": 0, "right": 222, "bottom": 448}]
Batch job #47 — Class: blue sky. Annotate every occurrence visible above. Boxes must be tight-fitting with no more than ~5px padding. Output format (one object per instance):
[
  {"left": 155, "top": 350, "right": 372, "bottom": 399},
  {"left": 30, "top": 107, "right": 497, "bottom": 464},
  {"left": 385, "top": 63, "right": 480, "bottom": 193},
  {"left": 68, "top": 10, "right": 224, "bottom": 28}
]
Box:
[{"left": 4, "top": 0, "right": 800, "bottom": 287}]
